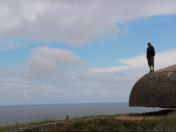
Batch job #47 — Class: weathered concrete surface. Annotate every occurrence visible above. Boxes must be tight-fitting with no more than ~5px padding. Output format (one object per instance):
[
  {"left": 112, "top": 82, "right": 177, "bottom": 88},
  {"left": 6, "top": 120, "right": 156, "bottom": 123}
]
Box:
[{"left": 129, "top": 65, "right": 176, "bottom": 108}]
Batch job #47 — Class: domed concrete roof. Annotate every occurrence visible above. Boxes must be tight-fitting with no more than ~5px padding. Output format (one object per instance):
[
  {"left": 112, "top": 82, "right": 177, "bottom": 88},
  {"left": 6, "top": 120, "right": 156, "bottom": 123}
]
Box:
[{"left": 129, "top": 65, "right": 176, "bottom": 108}]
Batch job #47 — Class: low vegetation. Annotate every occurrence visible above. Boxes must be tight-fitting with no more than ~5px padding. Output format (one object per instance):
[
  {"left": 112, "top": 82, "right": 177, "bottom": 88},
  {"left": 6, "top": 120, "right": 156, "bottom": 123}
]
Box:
[{"left": 0, "top": 110, "right": 175, "bottom": 132}]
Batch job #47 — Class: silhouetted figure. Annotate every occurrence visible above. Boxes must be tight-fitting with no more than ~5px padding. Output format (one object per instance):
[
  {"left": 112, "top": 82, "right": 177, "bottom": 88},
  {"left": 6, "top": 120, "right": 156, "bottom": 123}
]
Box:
[
  {"left": 66, "top": 115, "right": 69, "bottom": 120},
  {"left": 147, "top": 42, "right": 155, "bottom": 72}
]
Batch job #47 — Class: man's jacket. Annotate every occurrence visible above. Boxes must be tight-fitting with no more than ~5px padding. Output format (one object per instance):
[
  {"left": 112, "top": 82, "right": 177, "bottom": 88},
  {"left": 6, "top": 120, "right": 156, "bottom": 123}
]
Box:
[{"left": 147, "top": 45, "right": 155, "bottom": 57}]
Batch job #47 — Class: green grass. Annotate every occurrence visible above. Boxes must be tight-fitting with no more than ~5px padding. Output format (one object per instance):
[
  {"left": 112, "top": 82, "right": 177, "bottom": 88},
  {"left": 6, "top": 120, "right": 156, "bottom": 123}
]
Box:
[
  {"left": 0, "top": 110, "right": 175, "bottom": 132},
  {"left": 55, "top": 111, "right": 176, "bottom": 132},
  {"left": 0, "top": 119, "right": 59, "bottom": 132}
]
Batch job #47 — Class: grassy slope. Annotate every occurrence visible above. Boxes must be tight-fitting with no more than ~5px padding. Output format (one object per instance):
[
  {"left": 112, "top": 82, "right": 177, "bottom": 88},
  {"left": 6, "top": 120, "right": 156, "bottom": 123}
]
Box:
[
  {"left": 0, "top": 110, "right": 175, "bottom": 132},
  {"left": 55, "top": 110, "right": 176, "bottom": 132}
]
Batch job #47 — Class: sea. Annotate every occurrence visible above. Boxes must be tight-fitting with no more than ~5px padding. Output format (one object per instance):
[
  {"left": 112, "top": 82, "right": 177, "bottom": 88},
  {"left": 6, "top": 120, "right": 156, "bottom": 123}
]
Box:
[{"left": 0, "top": 103, "right": 161, "bottom": 126}]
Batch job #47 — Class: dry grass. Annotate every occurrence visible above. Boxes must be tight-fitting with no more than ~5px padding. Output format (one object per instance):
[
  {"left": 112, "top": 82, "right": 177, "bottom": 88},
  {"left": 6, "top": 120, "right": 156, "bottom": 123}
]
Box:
[{"left": 0, "top": 109, "right": 175, "bottom": 132}]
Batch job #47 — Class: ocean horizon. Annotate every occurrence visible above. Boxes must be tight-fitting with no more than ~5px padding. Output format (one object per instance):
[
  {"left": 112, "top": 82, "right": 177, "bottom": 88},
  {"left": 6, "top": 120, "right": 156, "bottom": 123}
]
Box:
[{"left": 0, "top": 102, "right": 162, "bottom": 126}]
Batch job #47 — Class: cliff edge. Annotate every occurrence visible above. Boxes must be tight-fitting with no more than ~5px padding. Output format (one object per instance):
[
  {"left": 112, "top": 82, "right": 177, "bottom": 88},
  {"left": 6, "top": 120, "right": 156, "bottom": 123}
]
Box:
[{"left": 129, "top": 65, "right": 176, "bottom": 108}]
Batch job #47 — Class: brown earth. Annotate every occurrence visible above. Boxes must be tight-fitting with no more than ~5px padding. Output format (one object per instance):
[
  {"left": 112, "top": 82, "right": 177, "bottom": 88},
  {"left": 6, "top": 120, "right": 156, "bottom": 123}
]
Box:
[{"left": 115, "top": 109, "right": 173, "bottom": 121}]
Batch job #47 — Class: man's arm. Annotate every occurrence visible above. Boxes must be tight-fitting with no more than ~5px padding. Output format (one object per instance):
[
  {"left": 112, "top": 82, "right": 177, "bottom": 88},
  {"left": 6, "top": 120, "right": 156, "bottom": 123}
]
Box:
[{"left": 152, "top": 46, "right": 155, "bottom": 56}]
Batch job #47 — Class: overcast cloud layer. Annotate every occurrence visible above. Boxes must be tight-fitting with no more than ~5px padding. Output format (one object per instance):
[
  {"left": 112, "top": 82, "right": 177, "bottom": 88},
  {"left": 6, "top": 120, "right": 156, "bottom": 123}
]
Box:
[{"left": 0, "top": 0, "right": 175, "bottom": 46}]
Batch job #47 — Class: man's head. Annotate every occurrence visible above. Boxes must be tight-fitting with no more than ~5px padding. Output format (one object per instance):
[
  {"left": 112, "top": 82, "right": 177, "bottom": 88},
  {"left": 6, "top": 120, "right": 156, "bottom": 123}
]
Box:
[{"left": 148, "top": 42, "right": 151, "bottom": 47}]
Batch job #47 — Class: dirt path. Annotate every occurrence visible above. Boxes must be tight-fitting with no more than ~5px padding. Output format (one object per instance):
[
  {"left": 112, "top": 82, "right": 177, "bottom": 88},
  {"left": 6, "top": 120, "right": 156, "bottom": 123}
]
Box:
[
  {"left": 115, "top": 109, "right": 174, "bottom": 121},
  {"left": 115, "top": 114, "right": 159, "bottom": 121}
]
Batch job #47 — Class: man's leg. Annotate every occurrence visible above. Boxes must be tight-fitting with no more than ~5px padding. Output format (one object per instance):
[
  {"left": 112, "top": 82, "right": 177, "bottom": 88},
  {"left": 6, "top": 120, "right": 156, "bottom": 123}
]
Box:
[
  {"left": 152, "top": 57, "right": 154, "bottom": 72},
  {"left": 149, "top": 66, "right": 151, "bottom": 72},
  {"left": 150, "top": 66, "right": 152, "bottom": 72},
  {"left": 152, "top": 65, "right": 154, "bottom": 72},
  {"left": 149, "top": 65, "right": 152, "bottom": 72},
  {"left": 147, "top": 57, "right": 152, "bottom": 72}
]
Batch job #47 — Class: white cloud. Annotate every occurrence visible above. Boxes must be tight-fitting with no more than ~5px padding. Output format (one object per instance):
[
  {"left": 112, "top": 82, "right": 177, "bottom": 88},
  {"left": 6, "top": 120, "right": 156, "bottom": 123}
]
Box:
[
  {"left": 0, "top": 0, "right": 175, "bottom": 46},
  {"left": 0, "top": 47, "right": 175, "bottom": 104},
  {"left": 91, "top": 65, "right": 131, "bottom": 73},
  {"left": 92, "top": 49, "right": 176, "bottom": 73},
  {"left": 28, "top": 46, "right": 87, "bottom": 78},
  {"left": 2, "top": 43, "right": 26, "bottom": 50}
]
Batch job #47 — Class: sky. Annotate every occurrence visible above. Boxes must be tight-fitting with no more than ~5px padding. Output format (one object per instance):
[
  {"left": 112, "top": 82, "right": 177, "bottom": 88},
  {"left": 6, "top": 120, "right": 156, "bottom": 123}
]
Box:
[{"left": 0, "top": 0, "right": 176, "bottom": 105}]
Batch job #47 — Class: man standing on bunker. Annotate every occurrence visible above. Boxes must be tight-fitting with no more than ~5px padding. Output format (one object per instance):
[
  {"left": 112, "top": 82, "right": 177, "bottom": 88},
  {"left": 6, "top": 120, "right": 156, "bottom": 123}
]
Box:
[{"left": 147, "top": 42, "right": 155, "bottom": 72}]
